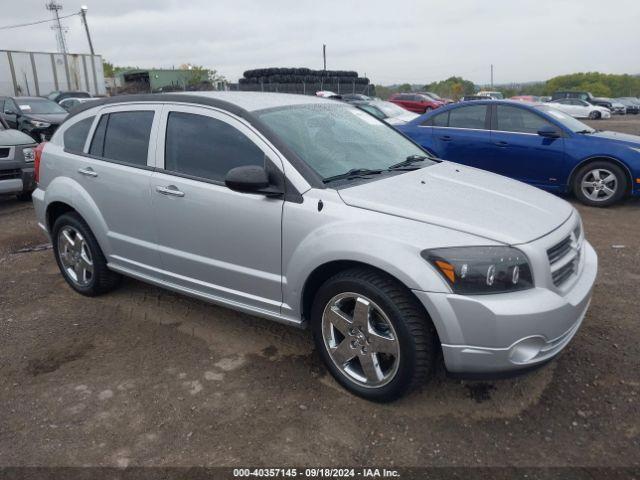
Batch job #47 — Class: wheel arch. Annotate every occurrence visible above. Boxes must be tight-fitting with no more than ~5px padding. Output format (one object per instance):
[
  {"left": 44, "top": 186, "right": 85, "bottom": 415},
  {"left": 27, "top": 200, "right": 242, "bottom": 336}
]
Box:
[
  {"left": 301, "top": 259, "right": 442, "bottom": 345},
  {"left": 46, "top": 201, "right": 76, "bottom": 232},
  {"left": 568, "top": 155, "right": 633, "bottom": 194},
  {"left": 43, "top": 176, "right": 112, "bottom": 258}
]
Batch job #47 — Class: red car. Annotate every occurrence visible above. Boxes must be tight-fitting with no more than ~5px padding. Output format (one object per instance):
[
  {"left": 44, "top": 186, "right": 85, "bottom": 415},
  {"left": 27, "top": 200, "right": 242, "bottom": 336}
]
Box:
[{"left": 389, "top": 93, "right": 444, "bottom": 113}]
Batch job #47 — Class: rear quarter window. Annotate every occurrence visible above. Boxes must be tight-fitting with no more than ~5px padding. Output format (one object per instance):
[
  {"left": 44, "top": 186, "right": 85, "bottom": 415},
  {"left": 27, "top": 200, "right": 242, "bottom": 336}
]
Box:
[{"left": 63, "top": 116, "right": 95, "bottom": 153}]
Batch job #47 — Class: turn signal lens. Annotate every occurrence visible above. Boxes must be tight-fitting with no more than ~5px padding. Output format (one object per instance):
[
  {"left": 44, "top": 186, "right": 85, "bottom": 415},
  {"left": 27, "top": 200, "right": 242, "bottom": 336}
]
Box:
[{"left": 435, "top": 260, "right": 456, "bottom": 283}]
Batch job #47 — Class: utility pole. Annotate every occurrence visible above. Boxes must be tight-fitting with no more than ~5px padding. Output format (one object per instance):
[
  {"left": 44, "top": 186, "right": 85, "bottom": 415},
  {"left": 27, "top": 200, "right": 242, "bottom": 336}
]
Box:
[
  {"left": 46, "top": 1, "right": 68, "bottom": 54},
  {"left": 80, "top": 6, "right": 95, "bottom": 55},
  {"left": 323, "top": 44, "right": 327, "bottom": 72},
  {"left": 490, "top": 64, "right": 494, "bottom": 89}
]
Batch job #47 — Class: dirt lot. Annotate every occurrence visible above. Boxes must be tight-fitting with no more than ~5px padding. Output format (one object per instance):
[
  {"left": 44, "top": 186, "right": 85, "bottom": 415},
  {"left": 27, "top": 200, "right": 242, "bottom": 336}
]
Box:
[{"left": 0, "top": 117, "right": 639, "bottom": 469}]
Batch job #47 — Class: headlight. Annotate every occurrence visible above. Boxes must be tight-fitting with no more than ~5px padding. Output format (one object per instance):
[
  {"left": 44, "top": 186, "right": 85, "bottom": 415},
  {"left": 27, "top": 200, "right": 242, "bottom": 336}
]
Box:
[
  {"left": 23, "top": 148, "right": 35, "bottom": 162},
  {"left": 422, "top": 246, "right": 534, "bottom": 294},
  {"left": 27, "top": 120, "right": 50, "bottom": 128}
]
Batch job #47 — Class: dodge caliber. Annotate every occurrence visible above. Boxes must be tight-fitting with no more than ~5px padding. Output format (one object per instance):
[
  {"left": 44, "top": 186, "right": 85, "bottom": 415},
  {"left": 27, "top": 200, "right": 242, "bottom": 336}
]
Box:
[{"left": 31, "top": 92, "right": 598, "bottom": 401}]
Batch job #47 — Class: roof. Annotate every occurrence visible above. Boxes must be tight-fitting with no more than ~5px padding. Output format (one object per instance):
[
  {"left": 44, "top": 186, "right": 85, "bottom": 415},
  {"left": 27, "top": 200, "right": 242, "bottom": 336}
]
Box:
[
  {"left": 69, "top": 91, "right": 335, "bottom": 113},
  {"left": 1, "top": 96, "right": 47, "bottom": 100},
  {"left": 172, "top": 91, "right": 334, "bottom": 111}
]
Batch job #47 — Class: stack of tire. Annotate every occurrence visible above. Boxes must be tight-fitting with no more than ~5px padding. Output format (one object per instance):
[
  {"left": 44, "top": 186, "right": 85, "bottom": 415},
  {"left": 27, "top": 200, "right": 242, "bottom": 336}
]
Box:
[{"left": 238, "top": 67, "right": 371, "bottom": 95}]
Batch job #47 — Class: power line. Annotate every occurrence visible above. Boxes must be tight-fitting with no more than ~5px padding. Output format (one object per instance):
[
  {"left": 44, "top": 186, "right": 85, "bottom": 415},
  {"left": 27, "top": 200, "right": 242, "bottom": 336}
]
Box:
[{"left": 0, "top": 11, "right": 79, "bottom": 31}]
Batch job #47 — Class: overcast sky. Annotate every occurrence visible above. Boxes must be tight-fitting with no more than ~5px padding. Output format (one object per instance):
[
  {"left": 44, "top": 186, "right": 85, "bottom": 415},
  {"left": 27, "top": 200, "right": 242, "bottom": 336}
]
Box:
[{"left": 1, "top": 0, "right": 639, "bottom": 85}]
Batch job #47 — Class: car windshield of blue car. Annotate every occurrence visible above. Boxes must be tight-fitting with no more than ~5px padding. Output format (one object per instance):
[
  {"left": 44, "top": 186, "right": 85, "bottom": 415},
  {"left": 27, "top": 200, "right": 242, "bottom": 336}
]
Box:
[
  {"left": 535, "top": 106, "right": 596, "bottom": 133},
  {"left": 17, "top": 99, "right": 67, "bottom": 115},
  {"left": 256, "top": 103, "right": 434, "bottom": 181}
]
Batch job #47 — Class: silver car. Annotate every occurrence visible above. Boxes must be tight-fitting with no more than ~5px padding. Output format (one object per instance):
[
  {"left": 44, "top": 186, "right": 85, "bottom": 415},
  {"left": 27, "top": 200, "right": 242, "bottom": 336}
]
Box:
[{"left": 32, "top": 92, "right": 598, "bottom": 401}]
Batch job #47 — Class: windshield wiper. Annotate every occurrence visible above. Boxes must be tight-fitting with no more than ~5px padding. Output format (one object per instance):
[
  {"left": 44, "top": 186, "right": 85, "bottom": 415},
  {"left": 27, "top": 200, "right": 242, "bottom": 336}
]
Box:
[
  {"left": 387, "top": 154, "right": 428, "bottom": 170},
  {"left": 575, "top": 129, "right": 595, "bottom": 134},
  {"left": 322, "top": 168, "right": 384, "bottom": 184}
]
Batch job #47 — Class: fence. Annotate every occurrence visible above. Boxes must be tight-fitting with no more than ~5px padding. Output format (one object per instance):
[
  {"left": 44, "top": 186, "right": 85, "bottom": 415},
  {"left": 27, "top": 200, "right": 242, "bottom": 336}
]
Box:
[
  {"left": 229, "top": 81, "right": 375, "bottom": 97},
  {"left": 0, "top": 50, "right": 106, "bottom": 97}
]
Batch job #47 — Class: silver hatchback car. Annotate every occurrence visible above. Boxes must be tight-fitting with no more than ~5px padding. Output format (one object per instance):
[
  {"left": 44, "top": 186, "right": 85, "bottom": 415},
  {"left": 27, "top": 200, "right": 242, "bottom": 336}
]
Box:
[{"left": 32, "top": 92, "right": 597, "bottom": 401}]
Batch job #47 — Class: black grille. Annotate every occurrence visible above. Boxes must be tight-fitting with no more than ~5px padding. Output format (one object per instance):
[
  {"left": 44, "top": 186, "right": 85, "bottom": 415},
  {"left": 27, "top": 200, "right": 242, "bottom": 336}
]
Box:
[
  {"left": 0, "top": 147, "right": 10, "bottom": 158},
  {"left": 552, "top": 257, "right": 577, "bottom": 286},
  {"left": 547, "top": 236, "right": 572, "bottom": 265},
  {"left": 0, "top": 169, "right": 21, "bottom": 180}
]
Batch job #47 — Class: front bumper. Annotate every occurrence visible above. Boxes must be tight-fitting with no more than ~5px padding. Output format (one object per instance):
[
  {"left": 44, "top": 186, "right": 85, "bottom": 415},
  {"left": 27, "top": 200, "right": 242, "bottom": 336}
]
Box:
[
  {"left": 0, "top": 167, "right": 35, "bottom": 194},
  {"left": 414, "top": 240, "right": 597, "bottom": 374}
]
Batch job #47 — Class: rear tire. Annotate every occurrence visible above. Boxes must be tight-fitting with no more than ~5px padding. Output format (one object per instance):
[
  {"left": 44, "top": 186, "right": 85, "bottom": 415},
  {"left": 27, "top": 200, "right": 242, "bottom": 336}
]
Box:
[
  {"left": 311, "top": 267, "right": 438, "bottom": 402},
  {"left": 52, "top": 212, "right": 121, "bottom": 296},
  {"left": 573, "top": 161, "right": 627, "bottom": 207}
]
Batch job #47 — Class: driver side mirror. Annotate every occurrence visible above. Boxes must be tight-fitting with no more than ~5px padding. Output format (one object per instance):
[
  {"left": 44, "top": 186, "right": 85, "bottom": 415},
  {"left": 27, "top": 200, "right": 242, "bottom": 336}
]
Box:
[
  {"left": 225, "top": 165, "right": 283, "bottom": 197},
  {"left": 538, "top": 125, "right": 561, "bottom": 138}
]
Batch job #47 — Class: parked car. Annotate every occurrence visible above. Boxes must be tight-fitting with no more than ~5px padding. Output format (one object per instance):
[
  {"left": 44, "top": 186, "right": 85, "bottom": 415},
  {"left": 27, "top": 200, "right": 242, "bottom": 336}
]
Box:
[
  {"left": 398, "top": 99, "right": 640, "bottom": 207},
  {"left": 510, "top": 95, "right": 541, "bottom": 102},
  {"left": 460, "top": 95, "right": 492, "bottom": 101},
  {"left": 551, "top": 91, "right": 615, "bottom": 111},
  {"left": 615, "top": 97, "right": 640, "bottom": 114},
  {"left": 47, "top": 91, "right": 92, "bottom": 104},
  {"left": 389, "top": 93, "right": 443, "bottom": 113},
  {"left": 602, "top": 98, "right": 626, "bottom": 115},
  {"left": 476, "top": 91, "right": 504, "bottom": 99},
  {"left": 351, "top": 99, "right": 419, "bottom": 125},
  {"left": 545, "top": 98, "right": 611, "bottom": 119},
  {"left": 421, "top": 91, "right": 454, "bottom": 104},
  {"left": 0, "top": 96, "right": 68, "bottom": 142},
  {"left": 32, "top": 92, "right": 597, "bottom": 401},
  {"left": 59, "top": 97, "right": 99, "bottom": 112},
  {"left": 0, "top": 115, "right": 38, "bottom": 200}
]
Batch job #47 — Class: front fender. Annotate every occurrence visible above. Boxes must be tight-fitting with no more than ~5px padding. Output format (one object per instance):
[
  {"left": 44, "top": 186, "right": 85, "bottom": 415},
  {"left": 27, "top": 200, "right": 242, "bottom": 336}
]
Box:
[{"left": 281, "top": 189, "right": 496, "bottom": 319}]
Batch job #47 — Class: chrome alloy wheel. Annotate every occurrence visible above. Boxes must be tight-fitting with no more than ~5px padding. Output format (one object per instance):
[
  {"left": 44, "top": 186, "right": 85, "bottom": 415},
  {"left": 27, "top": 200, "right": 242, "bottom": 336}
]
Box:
[
  {"left": 57, "top": 226, "right": 94, "bottom": 287},
  {"left": 581, "top": 168, "right": 618, "bottom": 202},
  {"left": 321, "top": 293, "right": 400, "bottom": 388}
]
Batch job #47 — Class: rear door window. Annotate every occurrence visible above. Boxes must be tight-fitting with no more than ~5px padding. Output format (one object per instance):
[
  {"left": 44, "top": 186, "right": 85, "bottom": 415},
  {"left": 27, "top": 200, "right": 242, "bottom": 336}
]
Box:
[
  {"left": 164, "top": 111, "right": 265, "bottom": 183},
  {"left": 448, "top": 105, "right": 488, "bottom": 129},
  {"left": 63, "top": 116, "right": 95, "bottom": 153},
  {"left": 89, "top": 111, "right": 154, "bottom": 166}
]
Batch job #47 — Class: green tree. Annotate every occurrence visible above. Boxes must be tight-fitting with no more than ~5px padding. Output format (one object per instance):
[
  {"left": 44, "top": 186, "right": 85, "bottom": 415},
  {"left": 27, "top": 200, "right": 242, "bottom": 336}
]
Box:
[{"left": 424, "top": 76, "right": 476, "bottom": 100}]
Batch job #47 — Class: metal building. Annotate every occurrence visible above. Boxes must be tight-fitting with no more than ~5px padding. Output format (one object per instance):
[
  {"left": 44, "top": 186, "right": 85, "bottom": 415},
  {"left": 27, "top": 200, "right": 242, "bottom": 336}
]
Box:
[{"left": 0, "top": 49, "right": 106, "bottom": 97}]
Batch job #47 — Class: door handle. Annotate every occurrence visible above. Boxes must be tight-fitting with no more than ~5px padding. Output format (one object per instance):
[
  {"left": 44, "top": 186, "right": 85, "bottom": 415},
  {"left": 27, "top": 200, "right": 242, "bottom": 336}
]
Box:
[
  {"left": 494, "top": 141, "right": 509, "bottom": 147},
  {"left": 440, "top": 135, "right": 452, "bottom": 141},
  {"left": 156, "top": 185, "right": 185, "bottom": 197},
  {"left": 78, "top": 167, "right": 98, "bottom": 177}
]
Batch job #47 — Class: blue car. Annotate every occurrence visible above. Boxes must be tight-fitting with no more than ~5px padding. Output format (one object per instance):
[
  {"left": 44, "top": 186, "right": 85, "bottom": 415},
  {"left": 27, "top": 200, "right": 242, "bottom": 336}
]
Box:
[{"left": 398, "top": 100, "right": 640, "bottom": 206}]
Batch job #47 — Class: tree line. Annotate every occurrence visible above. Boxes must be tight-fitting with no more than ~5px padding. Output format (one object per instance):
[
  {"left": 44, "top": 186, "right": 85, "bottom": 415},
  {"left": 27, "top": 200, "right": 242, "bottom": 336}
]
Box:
[{"left": 375, "top": 72, "right": 640, "bottom": 100}]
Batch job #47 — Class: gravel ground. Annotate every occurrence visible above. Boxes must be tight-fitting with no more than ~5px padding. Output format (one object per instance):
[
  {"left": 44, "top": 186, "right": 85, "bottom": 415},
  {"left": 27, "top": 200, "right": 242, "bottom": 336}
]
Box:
[{"left": 0, "top": 117, "right": 639, "bottom": 469}]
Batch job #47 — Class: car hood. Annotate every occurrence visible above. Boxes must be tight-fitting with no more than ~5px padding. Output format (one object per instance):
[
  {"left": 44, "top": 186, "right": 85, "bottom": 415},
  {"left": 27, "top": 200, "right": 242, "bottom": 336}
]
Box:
[
  {"left": 0, "top": 129, "right": 36, "bottom": 146},
  {"left": 22, "top": 113, "right": 67, "bottom": 124},
  {"left": 337, "top": 162, "right": 574, "bottom": 245},
  {"left": 586, "top": 130, "right": 640, "bottom": 146}
]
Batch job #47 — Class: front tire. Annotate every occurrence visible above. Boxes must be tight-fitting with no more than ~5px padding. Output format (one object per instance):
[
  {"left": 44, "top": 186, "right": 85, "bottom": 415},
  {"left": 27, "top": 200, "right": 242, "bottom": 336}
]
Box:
[
  {"left": 52, "top": 212, "right": 121, "bottom": 296},
  {"left": 573, "top": 161, "right": 627, "bottom": 207},
  {"left": 311, "top": 267, "right": 438, "bottom": 402},
  {"left": 588, "top": 110, "right": 601, "bottom": 120}
]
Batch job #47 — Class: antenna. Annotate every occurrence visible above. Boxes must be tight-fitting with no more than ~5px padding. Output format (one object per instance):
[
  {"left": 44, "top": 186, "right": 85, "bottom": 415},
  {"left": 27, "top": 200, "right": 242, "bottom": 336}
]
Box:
[{"left": 46, "top": 1, "right": 68, "bottom": 54}]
